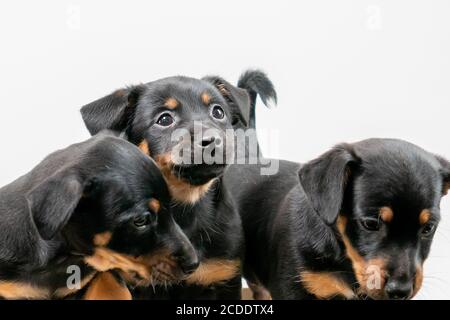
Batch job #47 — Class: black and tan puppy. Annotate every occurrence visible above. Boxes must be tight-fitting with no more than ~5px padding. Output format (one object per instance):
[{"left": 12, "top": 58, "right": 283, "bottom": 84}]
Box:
[
  {"left": 0, "top": 131, "right": 198, "bottom": 299},
  {"left": 80, "top": 70, "right": 276, "bottom": 299},
  {"left": 225, "top": 139, "right": 450, "bottom": 300}
]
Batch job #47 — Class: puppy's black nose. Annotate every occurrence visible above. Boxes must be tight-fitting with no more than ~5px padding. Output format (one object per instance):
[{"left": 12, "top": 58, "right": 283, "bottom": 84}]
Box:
[
  {"left": 180, "top": 257, "right": 200, "bottom": 275},
  {"left": 200, "top": 136, "right": 216, "bottom": 148},
  {"left": 385, "top": 280, "right": 413, "bottom": 300}
]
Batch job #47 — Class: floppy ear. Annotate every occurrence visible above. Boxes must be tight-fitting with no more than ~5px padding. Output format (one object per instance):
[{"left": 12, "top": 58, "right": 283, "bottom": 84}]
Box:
[
  {"left": 80, "top": 85, "right": 145, "bottom": 135},
  {"left": 435, "top": 155, "right": 450, "bottom": 196},
  {"left": 26, "top": 171, "right": 85, "bottom": 240},
  {"left": 299, "top": 144, "right": 359, "bottom": 225},
  {"left": 203, "top": 76, "right": 252, "bottom": 127}
]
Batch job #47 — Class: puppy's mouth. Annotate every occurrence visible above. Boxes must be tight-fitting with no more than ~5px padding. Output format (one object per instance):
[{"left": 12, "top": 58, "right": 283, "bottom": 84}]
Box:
[
  {"left": 121, "top": 260, "right": 185, "bottom": 287},
  {"left": 155, "top": 153, "right": 225, "bottom": 204},
  {"left": 84, "top": 246, "right": 188, "bottom": 287},
  {"left": 172, "top": 163, "right": 227, "bottom": 186}
]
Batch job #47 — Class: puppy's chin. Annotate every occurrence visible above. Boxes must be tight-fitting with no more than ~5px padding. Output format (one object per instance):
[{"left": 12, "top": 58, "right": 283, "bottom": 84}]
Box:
[
  {"left": 165, "top": 164, "right": 224, "bottom": 204},
  {"left": 155, "top": 153, "right": 225, "bottom": 204},
  {"left": 119, "top": 261, "right": 185, "bottom": 287}
]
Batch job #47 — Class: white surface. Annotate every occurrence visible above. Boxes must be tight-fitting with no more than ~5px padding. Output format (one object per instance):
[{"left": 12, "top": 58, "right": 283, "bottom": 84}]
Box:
[{"left": 0, "top": 0, "right": 448, "bottom": 299}]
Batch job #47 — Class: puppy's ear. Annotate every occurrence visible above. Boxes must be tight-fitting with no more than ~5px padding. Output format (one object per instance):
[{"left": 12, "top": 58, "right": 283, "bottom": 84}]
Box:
[
  {"left": 299, "top": 144, "right": 359, "bottom": 225},
  {"left": 26, "top": 171, "right": 85, "bottom": 240},
  {"left": 435, "top": 155, "right": 450, "bottom": 196},
  {"left": 203, "top": 70, "right": 277, "bottom": 128},
  {"left": 80, "top": 85, "right": 145, "bottom": 135}
]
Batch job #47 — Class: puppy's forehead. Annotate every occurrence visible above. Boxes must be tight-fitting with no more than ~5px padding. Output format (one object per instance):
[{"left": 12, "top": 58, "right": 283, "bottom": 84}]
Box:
[
  {"left": 355, "top": 139, "right": 440, "bottom": 168},
  {"left": 353, "top": 139, "right": 443, "bottom": 213},
  {"left": 146, "top": 76, "right": 220, "bottom": 102}
]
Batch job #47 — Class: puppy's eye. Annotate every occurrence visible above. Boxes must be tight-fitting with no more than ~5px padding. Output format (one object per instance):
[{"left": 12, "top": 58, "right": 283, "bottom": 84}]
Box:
[
  {"left": 157, "top": 113, "right": 174, "bottom": 126},
  {"left": 360, "top": 218, "right": 380, "bottom": 231},
  {"left": 421, "top": 223, "right": 436, "bottom": 236},
  {"left": 211, "top": 104, "right": 225, "bottom": 120},
  {"left": 133, "top": 214, "right": 151, "bottom": 229}
]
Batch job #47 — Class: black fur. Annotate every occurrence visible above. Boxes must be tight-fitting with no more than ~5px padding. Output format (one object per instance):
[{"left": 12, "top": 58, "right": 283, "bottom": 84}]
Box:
[
  {"left": 0, "top": 132, "right": 197, "bottom": 299},
  {"left": 225, "top": 139, "right": 449, "bottom": 300},
  {"left": 79, "top": 70, "right": 276, "bottom": 299}
]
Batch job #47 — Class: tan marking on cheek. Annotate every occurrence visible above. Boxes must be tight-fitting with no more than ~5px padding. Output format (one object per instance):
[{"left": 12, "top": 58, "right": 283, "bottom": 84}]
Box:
[
  {"left": 185, "top": 259, "right": 240, "bottom": 286},
  {"left": 300, "top": 271, "right": 355, "bottom": 299},
  {"left": 419, "top": 209, "right": 431, "bottom": 225},
  {"left": 164, "top": 97, "right": 179, "bottom": 109},
  {"left": 155, "top": 153, "right": 215, "bottom": 204},
  {"left": 93, "top": 231, "right": 112, "bottom": 247},
  {"left": 380, "top": 207, "right": 394, "bottom": 223},
  {"left": 138, "top": 140, "right": 150, "bottom": 156},
  {"left": 0, "top": 282, "right": 50, "bottom": 299},
  {"left": 84, "top": 248, "right": 151, "bottom": 280},
  {"left": 84, "top": 247, "right": 180, "bottom": 286},
  {"left": 201, "top": 92, "right": 212, "bottom": 105},
  {"left": 362, "top": 258, "right": 387, "bottom": 297},
  {"left": 149, "top": 198, "right": 160, "bottom": 213},
  {"left": 84, "top": 272, "right": 132, "bottom": 300},
  {"left": 337, "top": 216, "right": 364, "bottom": 269},
  {"left": 337, "top": 215, "right": 387, "bottom": 299},
  {"left": 412, "top": 264, "right": 424, "bottom": 298}
]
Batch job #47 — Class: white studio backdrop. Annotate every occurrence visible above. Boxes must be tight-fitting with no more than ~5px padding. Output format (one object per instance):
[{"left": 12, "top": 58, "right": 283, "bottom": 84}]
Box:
[{"left": 0, "top": 0, "right": 449, "bottom": 299}]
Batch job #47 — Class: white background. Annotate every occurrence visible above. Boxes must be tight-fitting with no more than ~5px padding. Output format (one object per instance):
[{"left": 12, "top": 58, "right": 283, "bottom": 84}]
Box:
[{"left": 0, "top": 0, "right": 449, "bottom": 299}]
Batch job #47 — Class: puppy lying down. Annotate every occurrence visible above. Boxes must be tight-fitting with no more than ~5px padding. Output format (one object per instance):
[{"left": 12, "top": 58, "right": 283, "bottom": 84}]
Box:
[
  {"left": 226, "top": 138, "right": 450, "bottom": 300},
  {"left": 0, "top": 131, "right": 198, "bottom": 299}
]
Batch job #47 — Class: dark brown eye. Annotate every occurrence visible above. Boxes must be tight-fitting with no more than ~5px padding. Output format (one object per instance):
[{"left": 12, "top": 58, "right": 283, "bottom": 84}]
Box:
[
  {"left": 421, "top": 223, "right": 435, "bottom": 236},
  {"left": 157, "top": 113, "right": 174, "bottom": 126},
  {"left": 133, "top": 214, "right": 151, "bottom": 229},
  {"left": 360, "top": 218, "right": 380, "bottom": 231},
  {"left": 211, "top": 104, "right": 225, "bottom": 120}
]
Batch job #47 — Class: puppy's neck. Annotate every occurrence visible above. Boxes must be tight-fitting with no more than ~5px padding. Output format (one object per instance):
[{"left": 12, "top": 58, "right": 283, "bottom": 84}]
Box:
[
  {"left": 166, "top": 176, "right": 215, "bottom": 205},
  {"left": 153, "top": 152, "right": 216, "bottom": 205}
]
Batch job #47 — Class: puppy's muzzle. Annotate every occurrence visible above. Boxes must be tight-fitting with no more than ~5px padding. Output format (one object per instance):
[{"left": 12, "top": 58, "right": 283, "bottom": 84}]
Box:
[
  {"left": 171, "top": 223, "right": 199, "bottom": 275},
  {"left": 385, "top": 277, "right": 413, "bottom": 300},
  {"left": 199, "top": 135, "right": 222, "bottom": 149}
]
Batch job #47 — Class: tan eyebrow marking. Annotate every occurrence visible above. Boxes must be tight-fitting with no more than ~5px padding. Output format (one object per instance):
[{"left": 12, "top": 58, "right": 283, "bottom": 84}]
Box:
[
  {"left": 419, "top": 209, "right": 431, "bottom": 225},
  {"left": 201, "top": 92, "right": 211, "bottom": 105},
  {"left": 149, "top": 198, "right": 161, "bottom": 213},
  {"left": 380, "top": 207, "right": 394, "bottom": 223},
  {"left": 164, "top": 97, "right": 179, "bottom": 109}
]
